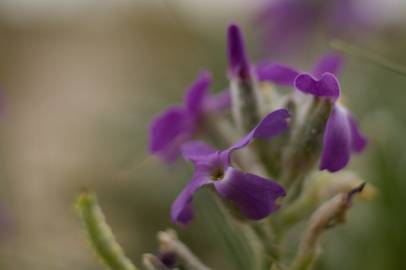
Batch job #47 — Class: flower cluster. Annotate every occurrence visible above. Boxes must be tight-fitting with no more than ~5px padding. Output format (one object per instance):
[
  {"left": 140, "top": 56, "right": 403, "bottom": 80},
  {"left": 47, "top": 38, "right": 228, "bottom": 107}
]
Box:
[
  {"left": 75, "top": 20, "right": 373, "bottom": 270},
  {"left": 149, "top": 23, "right": 367, "bottom": 227}
]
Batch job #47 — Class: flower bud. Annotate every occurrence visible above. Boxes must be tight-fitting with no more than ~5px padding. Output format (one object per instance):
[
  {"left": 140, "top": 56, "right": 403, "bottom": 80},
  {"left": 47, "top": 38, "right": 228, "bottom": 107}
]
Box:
[
  {"left": 280, "top": 171, "right": 376, "bottom": 227},
  {"left": 289, "top": 184, "right": 366, "bottom": 270},
  {"left": 157, "top": 229, "right": 211, "bottom": 270},
  {"left": 227, "top": 24, "right": 264, "bottom": 133},
  {"left": 281, "top": 97, "right": 333, "bottom": 187},
  {"left": 142, "top": 254, "right": 171, "bottom": 270}
]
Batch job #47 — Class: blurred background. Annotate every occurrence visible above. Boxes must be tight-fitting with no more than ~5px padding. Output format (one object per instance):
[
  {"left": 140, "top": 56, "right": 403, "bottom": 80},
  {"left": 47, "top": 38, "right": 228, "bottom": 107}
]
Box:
[{"left": 0, "top": 0, "right": 405, "bottom": 269}]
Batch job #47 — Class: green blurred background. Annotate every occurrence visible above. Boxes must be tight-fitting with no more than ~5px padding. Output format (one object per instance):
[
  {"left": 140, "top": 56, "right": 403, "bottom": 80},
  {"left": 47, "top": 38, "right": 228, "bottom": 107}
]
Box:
[{"left": 0, "top": 0, "right": 405, "bottom": 269}]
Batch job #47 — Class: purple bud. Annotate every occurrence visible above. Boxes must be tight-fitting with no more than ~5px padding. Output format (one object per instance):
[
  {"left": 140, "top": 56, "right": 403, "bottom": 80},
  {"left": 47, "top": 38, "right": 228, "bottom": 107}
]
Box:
[{"left": 227, "top": 24, "right": 250, "bottom": 79}]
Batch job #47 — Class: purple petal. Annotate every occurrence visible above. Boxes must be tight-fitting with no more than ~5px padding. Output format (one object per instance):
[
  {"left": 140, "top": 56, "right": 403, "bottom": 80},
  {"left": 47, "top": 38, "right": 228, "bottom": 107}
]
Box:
[
  {"left": 255, "top": 62, "right": 299, "bottom": 85},
  {"left": 253, "top": 109, "right": 290, "bottom": 139},
  {"left": 227, "top": 24, "right": 250, "bottom": 79},
  {"left": 224, "top": 131, "right": 255, "bottom": 160},
  {"left": 149, "top": 107, "right": 194, "bottom": 162},
  {"left": 294, "top": 73, "right": 340, "bottom": 100},
  {"left": 312, "top": 53, "right": 343, "bottom": 78},
  {"left": 171, "top": 175, "right": 213, "bottom": 226},
  {"left": 185, "top": 71, "right": 212, "bottom": 115},
  {"left": 225, "top": 109, "right": 290, "bottom": 156},
  {"left": 320, "top": 105, "right": 352, "bottom": 172},
  {"left": 348, "top": 113, "right": 368, "bottom": 153},
  {"left": 204, "top": 89, "right": 231, "bottom": 112},
  {"left": 328, "top": 0, "right": 371, "bottom": 33},
  {"left": 214, "top": 167, "right": 285, "bottom": 220},
  {"left": 181, "top": 141, "right": 216, "bottom": 162},
  {"left": 256, "top": 0, "right": 315, "bottom": 54}
]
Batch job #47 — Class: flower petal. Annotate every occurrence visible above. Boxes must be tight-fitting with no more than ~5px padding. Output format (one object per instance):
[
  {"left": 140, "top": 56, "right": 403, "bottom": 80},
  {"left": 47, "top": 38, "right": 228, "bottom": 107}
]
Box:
[
  {"left": 256, "top": 0, "right": 314, "bottom": 54},
  {"left": 347, "top": 113, "right": 368, "bottom": 153},
  {"left": 320, "top": 105, "right": 352, "bottom": 172},
  {"left": 214, "top": 167, "right": 285, "bottom": 220},
  {"left": 171, "top": 175, "right": 212, "bottom": 226},
  {"left": 181, "top": 141, "right": 216, "bottom": 162},
  {"left": 312, "top": 53, "right": 343, "bottom": 78},
  {"left": 204, "top": 89, "right": 231, "bottom": 112},
  {"left": 227, "top": 24, "right": 250, "bottom": 79},
  {"left": 294, "top": 72, "right": 340, "bottom": 100},
  {"left": 149, "top": 107, "right": 194, "bottom": 162},
  {"left": 255, "top": 62, "right": 299, "bottom": 85},
  {"left": 224, "top": 109, "right": 290, "bottom": 160},
  {"left": 185, "top": 71, "right": 212, "bottom": 115},
  {"left": 253, "top": 108, "right": 290, "bottom": 139}
]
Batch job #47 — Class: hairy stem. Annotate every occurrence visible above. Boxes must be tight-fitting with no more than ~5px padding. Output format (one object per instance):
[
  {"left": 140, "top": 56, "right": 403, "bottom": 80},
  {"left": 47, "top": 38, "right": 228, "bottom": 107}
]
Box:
[{"left": 75, "top": 191, "right": 138, "bottom": 270}]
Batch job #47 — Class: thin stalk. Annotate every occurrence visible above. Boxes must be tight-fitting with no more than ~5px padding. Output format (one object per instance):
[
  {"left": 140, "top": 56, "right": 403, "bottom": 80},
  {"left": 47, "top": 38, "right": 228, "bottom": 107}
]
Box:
[
  {"left": 158, "top": 230, "right": 211, "bottom": 270},
  {"left": 251, "top": 222, "right": 280, "bottom": 270},
  {"left": 75, "top": 191, "right": 138, "bottom": 270},
  {"left": 331, "top": 39, "right": 406, "bottom": 77}
]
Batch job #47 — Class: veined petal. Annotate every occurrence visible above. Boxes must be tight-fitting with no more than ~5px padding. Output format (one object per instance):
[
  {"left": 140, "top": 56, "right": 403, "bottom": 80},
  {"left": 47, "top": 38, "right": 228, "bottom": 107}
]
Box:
[
  {"left": 181, "top": 141, "right": 216, "bottom": 162},
  {"left": 294, "top": 72, "right": 340, "bottom": 100},
  {"left": 214, "top": 167, "right": 285, "bottom": 220},
  {"left": 312, "top": 53, "right": 343, "bottom": 78},
  {"left": 185, "top": 71, "right": 212, "bottom": 115},
  {"left": 171, "top": 175, "right": 213, "bottom": 226},
  {"left": 348, "top": 113, "right": 368, "bottom": 153},
  {"left": 204, "top": 89, "right": 231, "bottom": 112},
  {"left": 227, "top": 24, "right": 250, "bottom": 79},
  {"left": 320, "top": 105, "right": 352, "bottom": 172},
  {"left": 255, "top": 62, "right": 299, "bottom": 85},
  {"left": 149, "top": 107, "right": 194, "bottom": 162}
]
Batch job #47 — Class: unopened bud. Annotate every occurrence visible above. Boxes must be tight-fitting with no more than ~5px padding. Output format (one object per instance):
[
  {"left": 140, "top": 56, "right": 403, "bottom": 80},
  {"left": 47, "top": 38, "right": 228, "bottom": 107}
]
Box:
[
  {"left": 227, "top": 24, "right": 264, "bottom": 133},
  {"left": 281, "top": 171, "right": 375, "bottom": 227},
  {"left": 281, "top": 97, "right": 333, "bottom": 187},
  {"left": 289, "top": 184, "right": 365, "bottom": 270},
  {"left": 142, "top": 254, "right": 171, "bottom": 270},
  {"left": 157, "top": 229, "right": 211, "bottom": 270}
]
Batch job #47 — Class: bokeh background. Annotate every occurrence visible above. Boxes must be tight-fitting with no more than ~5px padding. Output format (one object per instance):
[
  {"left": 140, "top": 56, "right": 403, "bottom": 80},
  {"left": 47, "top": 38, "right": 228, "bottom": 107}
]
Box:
[{"left": 0, "top": 0, "right": 405, "bottom": 269}]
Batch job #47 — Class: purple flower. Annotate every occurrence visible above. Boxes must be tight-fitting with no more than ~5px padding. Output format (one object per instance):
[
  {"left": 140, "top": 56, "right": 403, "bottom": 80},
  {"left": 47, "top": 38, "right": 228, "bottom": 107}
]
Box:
[
  {"left": 294, "top": 64, "right": 367, "bottom": 172},
  {"left": 257, "top": 0, "right": 372, "bottom": 54},
  {"left": 171, "top": 109, "right": 290, "bottom": 226},
  {"left": 149, "top": 71, "right": 231, "bottom": 163},
  {"left": 255, "top": 52, "right": 343, "bottom": 87},
  {"left": 255, "top": 53, "right": 366, "bottom": 172},
  {"left": 255, "top": 62, "right": 300, "bottom": 86},
  {"left": 257, "top": 0, "right": 316, "bottom": 54}
]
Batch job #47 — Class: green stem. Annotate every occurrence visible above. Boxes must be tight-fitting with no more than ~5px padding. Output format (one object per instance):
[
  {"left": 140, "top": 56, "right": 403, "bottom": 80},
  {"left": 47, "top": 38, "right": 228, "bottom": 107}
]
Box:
[
  {"left": 330, "top": 39, "right": 406, "bottom": 77},
  {"left": 289, "top": 252, "right": 317, "bottom": 270},
  {"left": 251, "top": 222, "right": 280, "bottom": 270},
  {"left": 75, "top": 191, "right": 138, "bottom": 270},
  {"left": 212, "top": 196, "right": 260, "bottom": 270}
]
